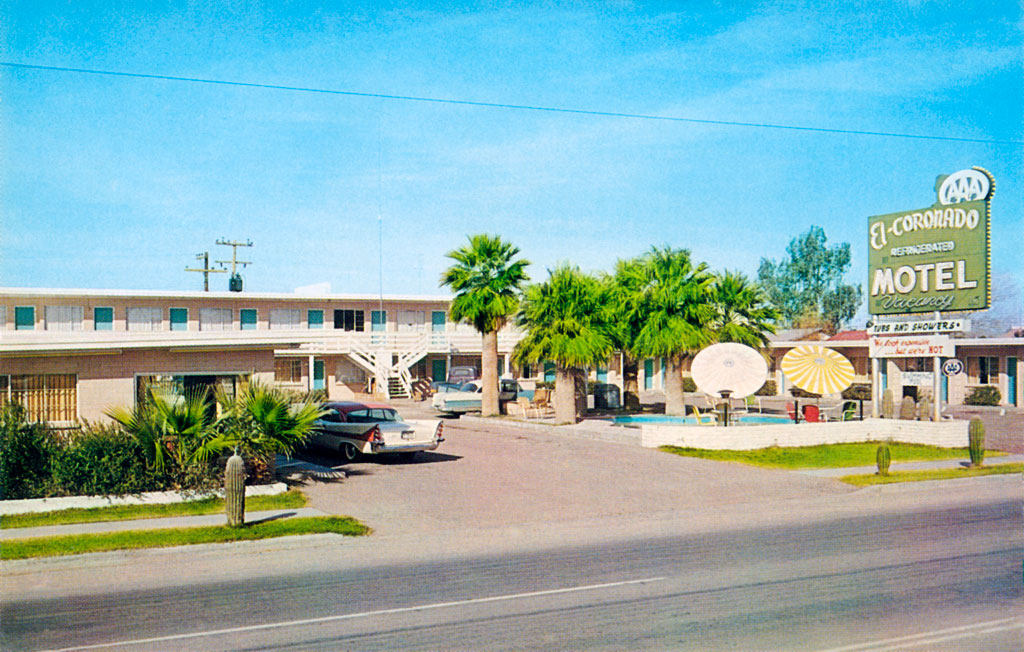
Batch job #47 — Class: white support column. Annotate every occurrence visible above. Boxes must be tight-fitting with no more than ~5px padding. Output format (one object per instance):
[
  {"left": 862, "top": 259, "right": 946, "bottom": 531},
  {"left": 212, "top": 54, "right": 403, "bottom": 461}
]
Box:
[
  {"left": 871, "top": 357, "right": 880, "bottom": 417},
  {"left": 503, "top": 353, "right": 510, "bottom": 378},
  {"left": 308, "top": 354, "right": 315, "bottom": 392},
  {"left": 933, "top": 355, "right": 941, "bottom": 421}
]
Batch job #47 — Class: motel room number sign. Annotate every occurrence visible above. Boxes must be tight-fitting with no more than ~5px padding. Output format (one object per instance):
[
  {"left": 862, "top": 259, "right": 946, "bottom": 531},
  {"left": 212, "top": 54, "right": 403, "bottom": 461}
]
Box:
[{"left": 868, "top": 167, "right": 993, "bottom": 315}]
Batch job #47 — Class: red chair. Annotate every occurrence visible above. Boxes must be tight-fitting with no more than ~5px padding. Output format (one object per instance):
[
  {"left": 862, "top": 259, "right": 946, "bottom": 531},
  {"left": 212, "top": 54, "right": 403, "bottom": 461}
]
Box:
[
  {"left": 786, "top": 402, "right": 798, "bottom": 422},
  {"left": 802, "top": 404, "right": 821, "bottom": 423}
]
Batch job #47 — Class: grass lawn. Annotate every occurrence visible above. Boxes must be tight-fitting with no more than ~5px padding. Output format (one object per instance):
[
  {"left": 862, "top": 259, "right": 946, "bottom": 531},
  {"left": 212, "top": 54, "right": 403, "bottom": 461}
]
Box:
[
  {"left": 1, "top": 516, "right": 370, "bottom": 560},
  {"left": 2, "top": 490, "right": 308, "bottom": 529},
  {"left": 658, "top": 441, "right": 1003, "bottom": 470},
  {"left": 841, "top": 463, "right": 1022, "bottom": 486}
]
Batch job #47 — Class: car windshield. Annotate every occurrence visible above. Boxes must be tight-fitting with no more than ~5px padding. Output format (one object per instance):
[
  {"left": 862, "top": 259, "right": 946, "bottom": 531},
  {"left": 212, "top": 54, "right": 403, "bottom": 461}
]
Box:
[{"left": 460, "top": 383, "right": 479, "bottom": 392}]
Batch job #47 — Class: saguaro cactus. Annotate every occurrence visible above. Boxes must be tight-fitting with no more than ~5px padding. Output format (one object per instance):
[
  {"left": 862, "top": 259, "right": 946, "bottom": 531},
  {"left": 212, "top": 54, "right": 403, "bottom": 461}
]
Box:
[
  {"left": 899, "top": 396, "right": 916, "bottom": 420},
  {"left": 918, "top": 397, "right": 932, "bottom": 422},
  {"left": 882, "top": 388, "right": 895, "bottom": 419},
  {"left": 968, "top": 417, "right": 985, "bottom": 467},
  {"left": 225, "top": 450, "right": 246, "bottom": 527},
  {"left": 876, "top": 444, "right": 891, "bottom": 476}
]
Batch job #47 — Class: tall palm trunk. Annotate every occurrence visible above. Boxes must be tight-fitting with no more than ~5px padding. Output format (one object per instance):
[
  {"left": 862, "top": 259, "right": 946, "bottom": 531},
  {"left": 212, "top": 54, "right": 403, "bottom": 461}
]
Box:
[
  {"left": 554, "top": 364, "right": 577, "bottom": 424},
  {"left": 622, "top": 354, "right": 640, "bottom": 410},
  {"left": 481, "top": 329, "right": 500, "bottom": 416},
  {"left": 664, "top": 355, "right": 687, "bottom": 416}
]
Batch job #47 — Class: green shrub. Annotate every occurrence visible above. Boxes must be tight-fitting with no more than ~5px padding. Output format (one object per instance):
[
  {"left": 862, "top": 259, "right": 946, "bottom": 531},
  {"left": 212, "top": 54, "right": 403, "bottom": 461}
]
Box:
[
  {"left": 965, "top": 385, "right": 1001, "bottom": 406},
  {"left": 0, "top": 403, "right": 53, "bottom": 499},
  {"left": 682, "top": 376, "right": 697, "bottom": 393},
  {"left": 47, "top": 425, "right": 172, "bottom": 497},
  {"left": 755, "top": 380, "right": 777, "bottom": 396},
  {"left": 842, "top": 384, "right": 872, "bottom": 401}
]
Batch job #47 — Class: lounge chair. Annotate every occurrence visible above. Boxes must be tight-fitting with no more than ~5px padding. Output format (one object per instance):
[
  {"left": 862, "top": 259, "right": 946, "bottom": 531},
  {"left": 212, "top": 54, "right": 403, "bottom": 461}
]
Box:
[
  {"left": 689, "top": 404, "right": 717, "bottom": 426},
  {"left": 786, "top": 402, "right": 798, "bottom": 422}
]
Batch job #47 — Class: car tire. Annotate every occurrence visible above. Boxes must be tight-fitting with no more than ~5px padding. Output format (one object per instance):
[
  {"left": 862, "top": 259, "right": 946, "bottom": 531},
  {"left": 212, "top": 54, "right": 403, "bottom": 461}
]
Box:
[{"left": 341, "top": 442, "right": 360, "bottom": 462}]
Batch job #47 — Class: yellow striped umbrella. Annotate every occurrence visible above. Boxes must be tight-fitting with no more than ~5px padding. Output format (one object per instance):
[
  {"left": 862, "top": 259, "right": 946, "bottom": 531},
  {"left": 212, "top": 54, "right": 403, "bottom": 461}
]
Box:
[{"left": 780, "top": 345, "right": 855, "bottom": 395}]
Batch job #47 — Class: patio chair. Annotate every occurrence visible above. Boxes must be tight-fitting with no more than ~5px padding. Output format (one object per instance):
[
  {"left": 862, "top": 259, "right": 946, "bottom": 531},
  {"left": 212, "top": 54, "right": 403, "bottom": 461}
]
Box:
[
  {"left": 785, "top": 402, "right": 798, "bottom": 422},
  {"left": 507, "top": 397, "right": 537, "bottom": 418},
  {"left": 729, "top": 396, "right": 749, "bottom": 414},
  {"left": 841, "top": 401, "right": 858, "bottom": 421},
  {"left": 802, "top": 404, "right": 821, "bottom": 423},
  {"left": 689, "top": 404, "right": 717, "bottom": 426},
  {"left": 744, "top": 395, "right": 762, "bottom": 413}
]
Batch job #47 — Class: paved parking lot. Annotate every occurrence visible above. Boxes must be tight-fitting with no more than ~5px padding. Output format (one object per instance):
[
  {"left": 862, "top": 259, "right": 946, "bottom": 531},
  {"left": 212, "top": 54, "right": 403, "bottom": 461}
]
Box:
[{"left": 296, "top": 414, "right": 854, "bottom": 540}]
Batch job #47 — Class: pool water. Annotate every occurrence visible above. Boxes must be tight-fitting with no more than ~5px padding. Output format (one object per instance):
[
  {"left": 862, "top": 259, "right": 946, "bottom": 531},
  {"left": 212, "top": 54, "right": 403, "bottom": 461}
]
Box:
[{"left": 612, "top": 414, "right": 791, "bottom": 426}]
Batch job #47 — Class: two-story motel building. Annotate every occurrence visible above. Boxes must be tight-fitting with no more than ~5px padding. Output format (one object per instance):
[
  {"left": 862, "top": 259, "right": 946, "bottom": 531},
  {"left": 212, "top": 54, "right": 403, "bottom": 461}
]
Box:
[{"left": 1, "top": 287, "right": 1021, "bottom": 424}]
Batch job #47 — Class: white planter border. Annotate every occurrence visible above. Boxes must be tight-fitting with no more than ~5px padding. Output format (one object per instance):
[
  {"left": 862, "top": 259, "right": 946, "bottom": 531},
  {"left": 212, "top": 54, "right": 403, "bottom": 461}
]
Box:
[{"left": 0, "top": 482, "right": 288, "bottom": 515}]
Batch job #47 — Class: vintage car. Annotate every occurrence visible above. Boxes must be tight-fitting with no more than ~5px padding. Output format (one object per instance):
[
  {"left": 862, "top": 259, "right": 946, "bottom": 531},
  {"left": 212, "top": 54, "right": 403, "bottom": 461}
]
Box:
[
  {"left": 431, "top": 379, "right": 519, "bottom": 415},
  {"left": 309, "top": 401, "right": 444, "bottom": 461}
]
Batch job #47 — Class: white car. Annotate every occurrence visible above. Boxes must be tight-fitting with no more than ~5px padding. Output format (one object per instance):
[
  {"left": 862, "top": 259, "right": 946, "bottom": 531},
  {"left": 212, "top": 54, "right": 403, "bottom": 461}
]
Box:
[
  {"left": 431, "top": 379, "right": 519, "bottom": 415},
  {"left": 309, "top": 401, "right": 443, "bottom": 462}
]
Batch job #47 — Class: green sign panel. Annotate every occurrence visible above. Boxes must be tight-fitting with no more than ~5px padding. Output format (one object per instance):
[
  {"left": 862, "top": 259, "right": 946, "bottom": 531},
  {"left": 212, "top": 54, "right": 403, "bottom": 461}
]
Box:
[{"left": 868, "top": 169, "right": 992, "bottom": 315}]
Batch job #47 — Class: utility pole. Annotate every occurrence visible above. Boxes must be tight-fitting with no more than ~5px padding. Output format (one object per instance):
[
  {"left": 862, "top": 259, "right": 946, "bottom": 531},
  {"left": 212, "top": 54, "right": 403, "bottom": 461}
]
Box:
[
  {"left": 185, "top": 252, "right": 227, "bottom": 291},
  {"left": 215, "top": 238, "right": 253, "bottom": 292}
]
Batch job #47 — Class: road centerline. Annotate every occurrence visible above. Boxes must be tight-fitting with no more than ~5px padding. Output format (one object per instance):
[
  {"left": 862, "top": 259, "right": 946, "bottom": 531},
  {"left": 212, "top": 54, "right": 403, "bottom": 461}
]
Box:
[{"left": 39, "top": 576, "right": 665, "bottom": 652}]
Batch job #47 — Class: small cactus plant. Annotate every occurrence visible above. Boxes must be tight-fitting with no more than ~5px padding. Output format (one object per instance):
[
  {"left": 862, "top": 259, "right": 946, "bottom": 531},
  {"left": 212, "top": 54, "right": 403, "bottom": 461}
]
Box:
[
  {"left": 918, "top": 397, "right": 932, "bottom": 422},
  {"left": 882, "top": 388, "right": 895, "bottom": 419},
  {"left": 899, "top": 396, "right": 916, "bottom": 420},
  {"left": 968, "top": 417, "right": 985, "bottom": 466},
  {"left": 876, "top": 444, "right": 891, "bottom": 476},
  {"left": 225, "top": 450, "right": 246, "bottom": 527}
]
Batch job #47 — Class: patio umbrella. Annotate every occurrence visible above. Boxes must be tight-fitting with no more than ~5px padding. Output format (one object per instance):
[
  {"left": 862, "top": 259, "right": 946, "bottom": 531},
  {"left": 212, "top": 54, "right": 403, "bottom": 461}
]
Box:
[
  {"left": 690, "top": 343, "right": 769, "bottom": 399},
  {"left": 780, "top": 345, "right": 855, "bottom": 395}
]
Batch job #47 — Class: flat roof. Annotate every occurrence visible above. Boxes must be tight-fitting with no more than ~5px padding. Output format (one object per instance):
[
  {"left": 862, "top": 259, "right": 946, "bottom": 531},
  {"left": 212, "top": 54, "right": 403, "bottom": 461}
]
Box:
[{"left": 0, "top": 287, "right": 452, "bottom": 303}]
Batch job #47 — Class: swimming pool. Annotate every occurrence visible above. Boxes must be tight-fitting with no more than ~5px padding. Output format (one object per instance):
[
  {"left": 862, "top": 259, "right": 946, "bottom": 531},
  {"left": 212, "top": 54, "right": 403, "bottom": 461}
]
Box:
[{"left": 611, "top": 414, "right": 792, "bottom": 426}]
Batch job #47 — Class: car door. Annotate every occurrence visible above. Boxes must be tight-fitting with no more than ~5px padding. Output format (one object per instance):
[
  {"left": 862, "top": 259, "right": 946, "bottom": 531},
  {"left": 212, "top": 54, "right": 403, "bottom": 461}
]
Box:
[{"left": 311, "top": 407, "right": 346, "bottom": 448}]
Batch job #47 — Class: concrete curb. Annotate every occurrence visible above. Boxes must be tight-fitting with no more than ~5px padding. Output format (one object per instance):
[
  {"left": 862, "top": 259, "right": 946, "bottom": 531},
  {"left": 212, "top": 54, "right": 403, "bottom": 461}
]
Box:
[
  {"left": 460, "top": 415, "right": 641, "bottom": 445},
  {"left": 0, "top": 482, "right": 289, "bottom": 515}
]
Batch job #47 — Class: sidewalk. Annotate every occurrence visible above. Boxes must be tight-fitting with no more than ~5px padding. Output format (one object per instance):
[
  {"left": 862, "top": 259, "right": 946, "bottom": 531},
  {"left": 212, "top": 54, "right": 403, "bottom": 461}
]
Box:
[{"left": 798, "top": 454, "right": 1024, "bottom": 478}]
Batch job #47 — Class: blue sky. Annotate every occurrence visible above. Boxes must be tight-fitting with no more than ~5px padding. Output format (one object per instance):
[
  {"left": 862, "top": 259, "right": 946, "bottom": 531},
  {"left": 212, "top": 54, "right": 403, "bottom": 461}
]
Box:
[{"left": 1, "top": 1, "right": 1021, "bottom": 324}]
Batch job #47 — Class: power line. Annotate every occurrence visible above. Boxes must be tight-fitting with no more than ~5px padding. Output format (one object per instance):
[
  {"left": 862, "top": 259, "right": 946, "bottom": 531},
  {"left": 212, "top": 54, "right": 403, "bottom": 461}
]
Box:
[{"left": 2, "top": 61, "right": 1020, "bottom": 146}]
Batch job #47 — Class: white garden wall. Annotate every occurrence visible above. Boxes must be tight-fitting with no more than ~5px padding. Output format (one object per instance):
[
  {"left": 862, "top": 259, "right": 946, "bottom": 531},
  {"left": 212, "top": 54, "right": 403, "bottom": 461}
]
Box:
[{"left": 641, "top": 418, "right": 969, "bottom": 450}]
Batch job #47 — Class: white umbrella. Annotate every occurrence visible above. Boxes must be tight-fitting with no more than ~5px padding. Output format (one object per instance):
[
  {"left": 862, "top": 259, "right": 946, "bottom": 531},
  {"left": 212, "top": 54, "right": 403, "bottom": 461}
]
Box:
[{"left": 690, "top": 343, "right": 769, "bottom": 399}]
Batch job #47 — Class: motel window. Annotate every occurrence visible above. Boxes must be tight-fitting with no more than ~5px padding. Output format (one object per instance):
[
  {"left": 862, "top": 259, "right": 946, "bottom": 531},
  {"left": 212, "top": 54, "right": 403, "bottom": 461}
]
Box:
[
  {"left": 169, "top": 308, "right": 188, "bottom": 331},
  {"left": 269, "top": 309, "right": 301, "bottom": 330},
  {"left": 44, "top": 305, "right": 84, "bottom": 331},
  {"left": 199, "top": 308, "right": 232, "bottom": 331},
  {"left": 333, "top": 309, "right": 364, "bottom": 332},
  {"left": 370, "top": 310, "right": 386, "bottom": 332},
  {"left": 127, "top": 307, "right": 162, "bottom": 331},
  {"left": 275, "top": 359, "right": 304, "bottom": 383},
  {"left": 240, "top": 309, "right": 258, "bottom": 330},
  {"left": 970, "top": 356, "right": 999, "bottom": 384},
  {"left": 0, "top": 306, "right": 6, "bottom": 330},
  {"left": 94, "top": 307, "right": 114, "bottom": 330},
  {"left": 15, "top": 306, "right": 35, "bottom": 330},
  {"left": 8, "top": 374, "right": 77, "bottom": 423},
  {"left": 307, "top": 309, "right": 324, "bottom": 329}
]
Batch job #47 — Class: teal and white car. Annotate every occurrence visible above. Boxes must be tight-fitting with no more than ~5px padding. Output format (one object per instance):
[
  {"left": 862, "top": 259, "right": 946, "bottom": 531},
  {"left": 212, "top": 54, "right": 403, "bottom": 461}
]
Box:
[{"left": 431, "top": 379, "right": 519, "bottom": 415}]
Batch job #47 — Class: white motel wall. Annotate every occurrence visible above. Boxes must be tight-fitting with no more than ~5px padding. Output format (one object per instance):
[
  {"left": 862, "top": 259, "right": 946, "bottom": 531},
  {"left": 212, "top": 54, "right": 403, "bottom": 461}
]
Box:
[{"left": 641, "top": 419, "right": 970, "bottom": 450}]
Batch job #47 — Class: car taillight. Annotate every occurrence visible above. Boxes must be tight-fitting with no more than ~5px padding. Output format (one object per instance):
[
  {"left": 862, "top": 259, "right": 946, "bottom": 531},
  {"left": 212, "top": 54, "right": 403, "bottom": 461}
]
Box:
[
  {"left": 435, "top": 422, "right": 444, "bottom": 441},
  {"left": 370, "top": 425, "right": 383, "bottom": 443}
]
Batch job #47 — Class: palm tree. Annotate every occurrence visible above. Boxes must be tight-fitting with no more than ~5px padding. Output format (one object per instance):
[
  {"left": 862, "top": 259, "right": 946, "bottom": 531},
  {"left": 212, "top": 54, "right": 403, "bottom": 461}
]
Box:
[
  {"left": 106, "top": 388, "right": 214, "bottom": 472},
  {"left": 629, "top": 247, "right": 715, "bottom": 416},
  {"left": 605, "top": 256, "right": 649, "bottom": 411},
  {"left": 440, "top": 234, "right": 530, "bottom": 417},
  {"left": 514, "top": 265, "right": 615, "bottom": 423},
  {"left": 196, "top": 381, "right": 324, "bottom": 474},
  {"left": 709, "top": 271, "right": 779, "bottom": 348}
]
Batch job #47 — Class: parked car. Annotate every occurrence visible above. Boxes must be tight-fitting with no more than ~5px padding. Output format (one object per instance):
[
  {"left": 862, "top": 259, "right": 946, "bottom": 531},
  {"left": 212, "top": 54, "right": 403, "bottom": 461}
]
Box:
[
  {"left": 431, "top": 379, "right": 519, "bottom": 415},
  {"left": 446, "top": 365, "right": 479, "bottom": 384},
  {"left": 430, "top": 381, "right": 463, "bottom": 394},
  {"left": 309, "top": 401, "right": 444, "bottom": 462}
]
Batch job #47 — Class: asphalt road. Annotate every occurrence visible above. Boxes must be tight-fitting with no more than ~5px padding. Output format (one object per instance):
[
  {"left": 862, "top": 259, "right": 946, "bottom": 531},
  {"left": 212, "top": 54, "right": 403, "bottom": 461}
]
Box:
[{"left": 3, "top": 494, "right": 1020, "bottom": 651}]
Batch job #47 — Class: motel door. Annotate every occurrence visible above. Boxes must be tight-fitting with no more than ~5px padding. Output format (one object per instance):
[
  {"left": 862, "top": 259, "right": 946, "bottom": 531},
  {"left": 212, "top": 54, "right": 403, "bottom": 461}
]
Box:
[
  {"left": 644, "top": 359, "right": 654, "bottom": 390},
  {"left": 313, "top": 360, "right": 325, "bottom": 391},
  {"left": 1008, "top": 358, "right": 1018, "bottom": 406},
  {"left": 432, "top": 359, "right": 446, "bottom": 382}
]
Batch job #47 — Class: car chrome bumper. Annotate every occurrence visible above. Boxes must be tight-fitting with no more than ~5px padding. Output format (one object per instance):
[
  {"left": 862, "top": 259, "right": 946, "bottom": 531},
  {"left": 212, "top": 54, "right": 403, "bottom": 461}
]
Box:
[{"left": 370, "top": 440, "right": 443, "bottom": 454}]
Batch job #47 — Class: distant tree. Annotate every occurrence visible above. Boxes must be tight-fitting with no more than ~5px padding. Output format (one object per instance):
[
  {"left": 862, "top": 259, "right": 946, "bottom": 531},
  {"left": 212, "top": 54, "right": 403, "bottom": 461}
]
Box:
[
  {"left": 757, "top": 226, "right": 861, "bottom": 334},
  {"left": 440, "top": 235, "right": 530, "bottom": 417},
  {"left": 514, "top": 265, "right": 615, "bottom": 423},
  {"left": 604, "top": 256, "right": 649, "bottom": 410}
]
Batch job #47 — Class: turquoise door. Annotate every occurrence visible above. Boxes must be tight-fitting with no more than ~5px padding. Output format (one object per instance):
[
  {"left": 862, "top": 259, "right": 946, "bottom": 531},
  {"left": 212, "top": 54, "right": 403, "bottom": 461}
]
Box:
[
  {"left": 880, "top": 360, "right": 887, "bottom": 391},
  {"left": 432, "top": 359, "right": 446, "bottom": 382},
  {"left": 941, "top": 367, "right": 949, "bottom": 403},
  {"left": 1008, "top": 357, "right": 1018, "bottom": 406},
  {"left": 644, "top": 359, "right": 654, "bottom": 390},
  {"left": 544, "top": 362, "right": 555, "bottom": 383},
  {"left": 596, "top": 367, "right": 608, "bottom": 383},
  {"left": 313, "top": 360, "right": 325, "bottom": 391}
]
